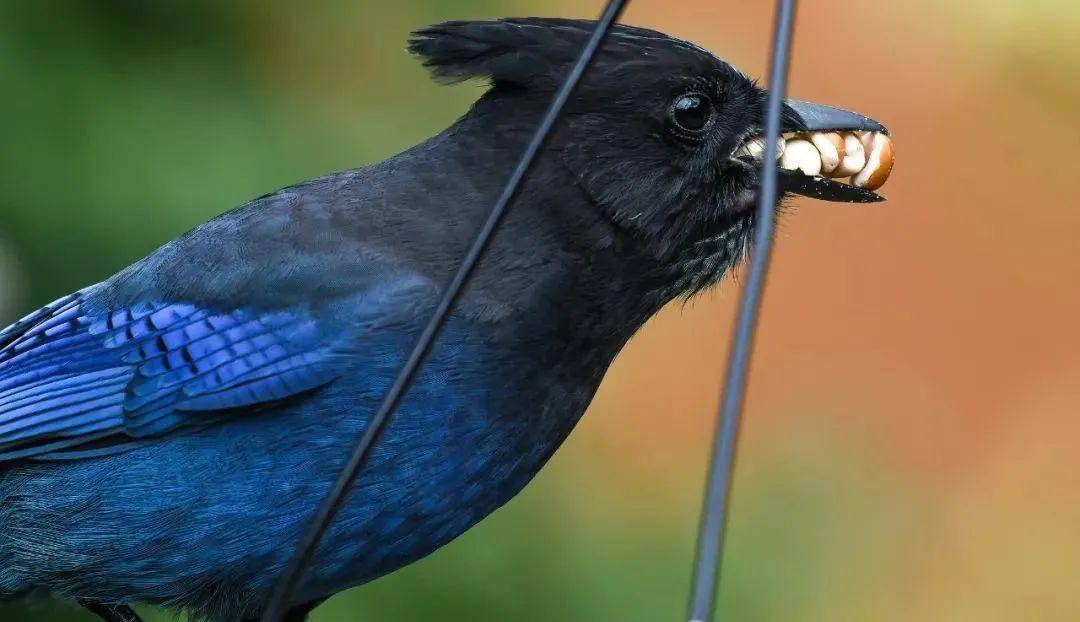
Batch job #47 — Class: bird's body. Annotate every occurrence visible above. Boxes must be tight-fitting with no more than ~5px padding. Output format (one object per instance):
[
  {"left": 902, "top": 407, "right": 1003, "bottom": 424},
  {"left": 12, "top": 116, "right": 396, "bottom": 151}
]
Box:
[
  {"left": 0, "top": 18, "right": 887, "bottom": 621},
  {"left": 0, "top": 111, "right": 654, "bottom": 618}
]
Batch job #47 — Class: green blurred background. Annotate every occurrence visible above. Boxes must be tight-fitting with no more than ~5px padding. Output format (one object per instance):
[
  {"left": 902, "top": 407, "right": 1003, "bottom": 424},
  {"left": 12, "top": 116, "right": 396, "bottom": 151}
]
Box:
[{"left": 2, "top": 0, "right": 1078, "bottom": 620}]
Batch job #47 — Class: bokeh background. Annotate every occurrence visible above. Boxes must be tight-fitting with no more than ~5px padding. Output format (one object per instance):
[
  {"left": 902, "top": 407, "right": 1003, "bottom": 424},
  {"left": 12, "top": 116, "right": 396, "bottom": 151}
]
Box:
[{"left": 1, "top": 0, "right": 1078, "bottom": 620}]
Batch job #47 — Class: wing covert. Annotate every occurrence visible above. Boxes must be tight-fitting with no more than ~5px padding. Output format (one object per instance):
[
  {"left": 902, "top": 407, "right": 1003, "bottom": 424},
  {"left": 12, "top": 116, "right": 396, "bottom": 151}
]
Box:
[{"left": 0, "top": 290, "right": 342, "bottom": 461}]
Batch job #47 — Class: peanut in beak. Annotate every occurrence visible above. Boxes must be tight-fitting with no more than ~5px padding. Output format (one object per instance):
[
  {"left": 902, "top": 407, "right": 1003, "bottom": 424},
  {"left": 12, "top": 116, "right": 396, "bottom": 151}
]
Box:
[
  {"left": 733, "top": 130, "right": 894, "bottom": 193},
  {"left": 851, "top": 132, "right": 894, "bottom": 190},
  {"left": 775, "top": 131, "right": 893, "bottom": 191}
]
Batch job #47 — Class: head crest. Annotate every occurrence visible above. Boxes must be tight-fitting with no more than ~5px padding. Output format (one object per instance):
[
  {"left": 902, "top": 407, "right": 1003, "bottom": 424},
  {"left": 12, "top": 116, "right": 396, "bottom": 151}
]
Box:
[{"left": 408, "top": 18, "right": 708, "bottom": 88}]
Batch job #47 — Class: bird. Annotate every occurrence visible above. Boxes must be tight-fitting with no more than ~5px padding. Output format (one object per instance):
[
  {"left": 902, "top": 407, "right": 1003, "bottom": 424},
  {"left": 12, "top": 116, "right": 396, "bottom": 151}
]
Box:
[{"left": 0, "top": 17, "right": 888, "bottom": 622}]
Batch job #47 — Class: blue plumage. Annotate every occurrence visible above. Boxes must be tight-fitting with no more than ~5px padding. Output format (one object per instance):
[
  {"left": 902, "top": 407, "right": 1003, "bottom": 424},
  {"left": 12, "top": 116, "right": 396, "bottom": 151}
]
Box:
[
  {"left": 1, "top": 273, "right": 564, "bottom": 619},
  {"left": 0, "top": 291, "right": 341, "bottom": 461},
  {"left": 0, "top": 315, "right": 551, "bottom": 620}
]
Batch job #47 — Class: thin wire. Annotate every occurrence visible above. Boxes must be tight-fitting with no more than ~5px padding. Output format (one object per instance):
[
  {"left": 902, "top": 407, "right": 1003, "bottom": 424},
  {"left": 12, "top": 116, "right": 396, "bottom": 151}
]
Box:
[
  {"left": 686, "top": 1, "right": 798, "bottom": 621},
  {"left": 78, "top": 602, "right": 144, "bottom": 622},
  {"left": 258, "top": 2, "right": 629, "bottom": 620}
]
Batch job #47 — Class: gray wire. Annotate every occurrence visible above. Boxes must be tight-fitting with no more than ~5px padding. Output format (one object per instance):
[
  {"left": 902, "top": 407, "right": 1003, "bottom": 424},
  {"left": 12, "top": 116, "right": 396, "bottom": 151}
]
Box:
[{"left": 686, "top": 1, "right": 798, "bottom": 621}]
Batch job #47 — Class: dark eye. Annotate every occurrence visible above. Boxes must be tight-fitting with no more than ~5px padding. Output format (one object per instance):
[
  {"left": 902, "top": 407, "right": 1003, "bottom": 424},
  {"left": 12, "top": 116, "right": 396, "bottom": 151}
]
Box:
[{"left": 669, "top": 93, "right": 714, "bottom": 134}]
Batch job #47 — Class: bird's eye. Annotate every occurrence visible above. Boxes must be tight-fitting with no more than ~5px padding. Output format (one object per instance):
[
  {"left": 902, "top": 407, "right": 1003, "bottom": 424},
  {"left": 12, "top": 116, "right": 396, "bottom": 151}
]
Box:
[{"left": 669, "top": 93, "right": 714, "bottom": 135}]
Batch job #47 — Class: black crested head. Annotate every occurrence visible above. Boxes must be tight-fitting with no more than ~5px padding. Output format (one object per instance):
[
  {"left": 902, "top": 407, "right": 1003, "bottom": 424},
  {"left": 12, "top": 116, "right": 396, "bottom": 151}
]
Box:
[{"left": 409, "top": 18, "right": 889, "bottom": 301}]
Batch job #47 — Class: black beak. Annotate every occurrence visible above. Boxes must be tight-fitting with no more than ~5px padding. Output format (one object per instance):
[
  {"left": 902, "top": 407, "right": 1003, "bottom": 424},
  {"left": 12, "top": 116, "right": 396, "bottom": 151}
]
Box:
[
  {"left": 783, "top": 99, "right": 889, "bottom": 135},
  {"left": 775, "top": 99, "right": 890, "bottom": 203}
]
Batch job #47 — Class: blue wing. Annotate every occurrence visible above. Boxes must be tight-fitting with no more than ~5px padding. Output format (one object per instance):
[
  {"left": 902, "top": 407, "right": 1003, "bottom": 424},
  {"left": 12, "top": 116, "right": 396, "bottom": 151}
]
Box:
[{"left": 0, "top": 288, "right": 343, "bottom": 462}]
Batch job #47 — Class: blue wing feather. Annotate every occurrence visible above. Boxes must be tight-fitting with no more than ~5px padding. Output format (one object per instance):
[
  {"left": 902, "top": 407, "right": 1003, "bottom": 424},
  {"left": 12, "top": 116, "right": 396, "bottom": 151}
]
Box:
[
  {"left": 0, "top": 289, "right": 343, "bottom": 461},
  {"left": 0, "top": 292, "right": 83, "bottom": 352}
]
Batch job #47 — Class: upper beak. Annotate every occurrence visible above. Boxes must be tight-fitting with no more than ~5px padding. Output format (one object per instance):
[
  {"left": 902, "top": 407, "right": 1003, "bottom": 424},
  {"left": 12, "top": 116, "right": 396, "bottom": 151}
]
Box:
[
  {"left": 783, "top": 99, "right": 889, "bottom": 135},
  {"left": 769, "top": 99, "right": 892, "bottom": 203}
]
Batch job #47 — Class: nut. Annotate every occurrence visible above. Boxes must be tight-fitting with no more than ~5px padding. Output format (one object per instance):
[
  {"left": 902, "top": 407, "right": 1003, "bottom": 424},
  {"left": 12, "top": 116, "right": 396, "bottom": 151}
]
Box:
[
  {"left": 779, "top": 138, "right": 822, "bottom": 177},
  {"left": 829, "top": 132, "right": 866, "bottom": 178},
  {"left": 810, "top": 132, "right": 845, "bottom": 176},
  {"left": 739, "top": 136, "right": 786, "bottom": 161},
  {"left": 857, "top": 131, "right": 874, "bottom": 154},
  {"left": 852, "top": 132, "right": 894, "bottom": 190}
]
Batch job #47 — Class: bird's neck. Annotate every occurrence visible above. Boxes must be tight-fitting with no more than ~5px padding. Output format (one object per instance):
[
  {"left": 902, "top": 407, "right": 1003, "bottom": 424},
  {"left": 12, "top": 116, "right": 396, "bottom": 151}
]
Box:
[{"left": 413, "top": 103, "right": 678, "bottom": 364}]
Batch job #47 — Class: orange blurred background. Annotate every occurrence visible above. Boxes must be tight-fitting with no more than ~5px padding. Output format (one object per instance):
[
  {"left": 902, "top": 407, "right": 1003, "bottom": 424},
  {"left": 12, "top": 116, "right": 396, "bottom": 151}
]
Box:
[
  {"left": 579, "top": 0, "right": 1080, "bottom": 619},
  {"left": 0, "top": 1, "right": 1077, "bottom": 620}
]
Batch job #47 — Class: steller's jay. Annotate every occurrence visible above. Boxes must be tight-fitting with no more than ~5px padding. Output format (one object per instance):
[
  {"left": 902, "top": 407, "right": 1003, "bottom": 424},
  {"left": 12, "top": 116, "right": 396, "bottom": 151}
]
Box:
[{"left": 0, "top": 18, "right": 888, "bottom": 622}]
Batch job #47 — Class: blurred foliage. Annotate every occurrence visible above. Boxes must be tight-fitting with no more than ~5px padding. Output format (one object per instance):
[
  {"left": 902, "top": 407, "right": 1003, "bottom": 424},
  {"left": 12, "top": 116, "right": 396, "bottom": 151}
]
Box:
[
  {"left": 0, "top": 0, "right": 537, "bottom": 308},
  {"left": 3, "top": 1, "right": 1080, "bottom": 621}
]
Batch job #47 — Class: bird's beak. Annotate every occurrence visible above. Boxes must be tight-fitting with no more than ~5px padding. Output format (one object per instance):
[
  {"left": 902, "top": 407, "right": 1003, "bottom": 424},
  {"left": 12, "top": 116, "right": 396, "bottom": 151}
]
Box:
[
  {"left": 783, "top": 99, "right": 888, "bottom": 135},
  {"left": 733, "top": 98, "right": 894, "bottom": 203}
]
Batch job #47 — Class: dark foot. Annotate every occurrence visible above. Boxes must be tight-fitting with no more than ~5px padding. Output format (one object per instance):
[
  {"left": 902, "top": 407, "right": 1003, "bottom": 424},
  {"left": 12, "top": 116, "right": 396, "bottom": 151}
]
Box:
[{"left": 78, "top": 601, "right": 144, "bottom": 622}]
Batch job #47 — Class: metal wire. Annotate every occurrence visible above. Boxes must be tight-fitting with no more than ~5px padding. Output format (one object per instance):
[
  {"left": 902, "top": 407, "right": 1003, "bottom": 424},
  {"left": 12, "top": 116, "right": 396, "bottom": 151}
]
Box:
[
  {"left": 78, "top": 602, "right": 144, "bottom": 622},
  {"left": 258, "top": 2, "right": 629, "bottom": 620},
  {"left": 686, "top": 1, "right": 798, "bottom": 621}
]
